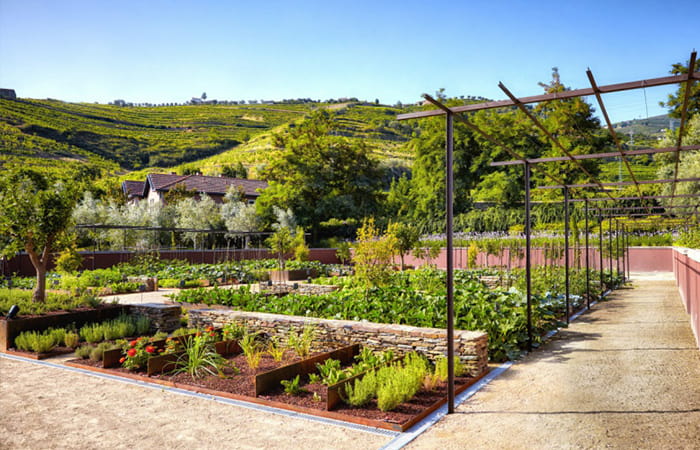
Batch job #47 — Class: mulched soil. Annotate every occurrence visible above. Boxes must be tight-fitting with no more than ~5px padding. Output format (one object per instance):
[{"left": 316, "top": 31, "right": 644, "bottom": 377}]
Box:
[{"left": 68, "top": 349, "right": 475, "bottom": 427}]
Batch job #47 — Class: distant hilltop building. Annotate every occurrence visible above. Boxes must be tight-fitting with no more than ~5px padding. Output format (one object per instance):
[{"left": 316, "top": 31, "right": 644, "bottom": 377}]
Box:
[
  {"left": 121, "top": 173, "right": 268, "bottom": 205},
  {"left": 0, "top": 88, "right": 17, "bottom": 100}
]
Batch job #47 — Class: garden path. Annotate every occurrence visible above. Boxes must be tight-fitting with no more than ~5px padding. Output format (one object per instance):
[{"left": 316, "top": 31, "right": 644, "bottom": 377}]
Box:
[
  {"left": 0, "top": 353, "right": 394, "bottom": 449},
  {"left": 405, "top": 276, "right": 700, "bottom": 449}
]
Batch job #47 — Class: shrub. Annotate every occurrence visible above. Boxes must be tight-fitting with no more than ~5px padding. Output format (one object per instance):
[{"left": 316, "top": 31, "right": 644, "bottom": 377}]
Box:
[
  {"left": 281, "top": 375, "right": 306, "bottom": 395},
  {"left": 64, "top": 331, "right": 80, "bottom": 348},
  {"left": 75, "top": 344, "right": 93, "bottom": 359},
  {"left": 14, "top": 330, "right": 57, "bottom": 354},
  {"left": 287, "top": 325, "right": 315, "bottom": 358},
  {"left": 121, "top": 337, "right": 157, "bottom": 371},
  {"left": 240, "top": 332, "right": 263, "bottom": 369},
  {"left": 133, "top": 315, "right": 151, "bottom": 335},
  {"left": 90, "top": 342, "right": 118, "bottom": 362},
  {"left": 80, "top": 324, "right": 104, "bottom": 344},
  {"left": 171, "top": 335, "right": 230, "bottom": 379},
  {"left": 267, "top": 337, "right": 285, "bottom": 362},
  {"left": 222, "top": 322, "right": 246, "bottom": 341},
  {"left": 343, "top": 371, "right": 377, "bottom": 407}
]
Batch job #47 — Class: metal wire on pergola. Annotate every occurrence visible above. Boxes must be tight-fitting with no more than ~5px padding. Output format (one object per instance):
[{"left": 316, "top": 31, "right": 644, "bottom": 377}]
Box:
[{"left": 396, "top": 51, "right": 699, "bottom": 414}]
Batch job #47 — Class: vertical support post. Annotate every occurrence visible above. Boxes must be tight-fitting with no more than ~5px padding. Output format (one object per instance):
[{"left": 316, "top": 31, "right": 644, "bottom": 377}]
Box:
[
  {"left": 445, "top": 112, "right": 455, "bottom": 414},
  {"left": 626, "top": 225, "right": 631, "bottom": 280},
  {"left": 619, "top": 223, "right": 625, "bottom": 283},
  {"left": 563, "top": 188, "right": 570, "bottom": 324},
  {"left": 584, "top": 200, "right": 590, "bottom": 309},
  {"left": 524, "top": 162, "right": 533, "bottom": 351},
  {"left": 608, "top": 213, "right": 613, "bottom": 288},
  {"left": 599, "top": 210, "right": 604, "bottom": 297},
  {"left": 616, "top": 221, "right": 621, "bottom": 281}
]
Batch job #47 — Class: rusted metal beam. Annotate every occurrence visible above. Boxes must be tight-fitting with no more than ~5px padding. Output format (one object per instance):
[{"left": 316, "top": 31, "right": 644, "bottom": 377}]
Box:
[
  {"left": 537, "top": 176, "right": 700, "bottom": 190},
  {"left": 421, "top": 95, "right": 567, "bottom": 187},
  {"left": 567, "top": 193, "right": 700, "bottom": 203},
  {"left": 596, "top": 204, "right": 699, "bottom": 211},
  {"left": 489, "top": 144, "right": 700, "bottom": 166},
  {"left": 670, "top": 51, "right": 698, "bottom": 204},
  {"left": 586, "top": 68, "right": 647, "bottom": 212},
  {"left": 397, "top": 71, "right": 700, "bottom": 121},
  {"left": 497, "top": 81, "right": 615, "bottom": 201}
]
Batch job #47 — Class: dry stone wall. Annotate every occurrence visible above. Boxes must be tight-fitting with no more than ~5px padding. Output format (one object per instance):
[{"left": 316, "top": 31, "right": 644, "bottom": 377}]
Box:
[
  {"left": 188, "top": 309, "right": 489, "bottom": 377},
  {"left": 129, "top": 304, "right": 181, "bottom": 333}
]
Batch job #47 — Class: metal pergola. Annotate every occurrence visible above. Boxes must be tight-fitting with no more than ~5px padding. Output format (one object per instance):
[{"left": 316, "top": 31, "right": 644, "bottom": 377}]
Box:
[{"left": 396, "top": 51, "right": 699, "bottom": 413}]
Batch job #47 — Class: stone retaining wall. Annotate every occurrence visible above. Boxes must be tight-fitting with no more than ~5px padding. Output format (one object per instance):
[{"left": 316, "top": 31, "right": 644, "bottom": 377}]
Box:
[
  {"left": 188, "top": 309, "right": 489, "bottom": 377},
  {"left": 258, "top": 283, "right": 339, "bottom": 296},
  {"left": 129, "top": 304, "right": 181, "bottom": 333}
]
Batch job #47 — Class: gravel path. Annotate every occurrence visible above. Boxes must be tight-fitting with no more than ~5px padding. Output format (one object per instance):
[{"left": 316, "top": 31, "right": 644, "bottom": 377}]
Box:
[
  {"left": 407, "top": 277, "right": 700, "bottom": 449},
  {"left": 0, "top": 358, "right": 392, "bottom": 449},
  {"left": 2, "top": 276, "right": 698, "bottom": 449}
]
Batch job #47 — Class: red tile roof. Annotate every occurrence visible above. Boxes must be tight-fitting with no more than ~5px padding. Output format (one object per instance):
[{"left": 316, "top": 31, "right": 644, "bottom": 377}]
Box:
[
  {"left": 122, "top": 180, "right": 146, "bottom": 198},
  {"left": 145, "top": 173, "right": 268, "bottom": 197}
]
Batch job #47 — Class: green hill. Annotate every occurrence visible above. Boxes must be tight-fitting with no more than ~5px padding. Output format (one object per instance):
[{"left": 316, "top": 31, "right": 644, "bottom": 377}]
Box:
[{"left": 0, "top": 98, "right": 417, "bottom": 181}]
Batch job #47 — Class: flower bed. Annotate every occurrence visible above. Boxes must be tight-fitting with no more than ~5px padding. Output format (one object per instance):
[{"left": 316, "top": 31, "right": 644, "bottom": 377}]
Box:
[{"left": 66, "top": 336, "right": 486, "bottom": 432}]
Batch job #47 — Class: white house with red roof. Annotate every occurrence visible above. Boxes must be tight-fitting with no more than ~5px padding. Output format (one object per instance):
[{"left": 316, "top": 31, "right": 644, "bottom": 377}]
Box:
[{"left": 121, "top": 173, "right": 268, "bottom": 205}]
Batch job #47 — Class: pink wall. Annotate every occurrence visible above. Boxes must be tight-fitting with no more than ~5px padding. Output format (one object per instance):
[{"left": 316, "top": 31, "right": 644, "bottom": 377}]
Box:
[
  {"left": 673, "top": 248, "right": 700, "bottom": 349},
  {"left": 397, "top": 246, "right": 673, "bottom": 272},
  {"left": 1, "top": 248, "right": 340, "bottom": 277}
]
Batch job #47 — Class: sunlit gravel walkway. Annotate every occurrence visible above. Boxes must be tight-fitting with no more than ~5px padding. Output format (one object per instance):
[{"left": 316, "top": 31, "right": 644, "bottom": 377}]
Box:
[{"left": 407, "top": 276, "right": 700, "bottom": 449}]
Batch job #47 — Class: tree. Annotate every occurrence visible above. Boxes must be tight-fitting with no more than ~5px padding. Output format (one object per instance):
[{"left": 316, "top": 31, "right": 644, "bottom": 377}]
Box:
[
  {"left": 386, "top": 221, "right": 420, "bottom": 270},
  {"left": 221, "top": 162, "right": 248, "bottom": 179},
  {"left": 175, "top": 195, "right": 222, "bottom": 249},
  {"left": 352, "top": 218, "right": 397, "bottom": 288},
  {"left": 221, "top": 187, "right": 261, "bottom": 246},
  {"left": 256, "top": 111, "right": 383, "bottom": 238},
  {"left": 660, "top": 58, "right": 700, "bottom": 119},
  {"left": 266, "top": 226, "right": 304, "bottom": 269},
  {"left": 0, "top": 170, "right": 78, "bottom": 302}
]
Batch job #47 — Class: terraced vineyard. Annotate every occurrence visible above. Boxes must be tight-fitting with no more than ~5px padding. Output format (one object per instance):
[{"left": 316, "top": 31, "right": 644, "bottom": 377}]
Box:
[{"left": 0, "top": 98, "right": 417, "bottom": 179}]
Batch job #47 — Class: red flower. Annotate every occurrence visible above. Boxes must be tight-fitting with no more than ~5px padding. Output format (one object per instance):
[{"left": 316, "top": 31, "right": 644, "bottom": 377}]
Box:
[
  {"left": 129, "top": 340, "right": 138, "bottom": 347},
  {"left": 209, "top": 332, "right": 216, "bottom": 337},
  {"left": 206, "top": 326, "right": 214, "bottom": 332},
  {"left": 127, "top": 348, "right": 137, "bottom": 357},
  {"left": 119, "top": 357, "right": 126, "bottom": 363},
  {"left": 145, "top": 346, "right": 155, "bottom": 354}
]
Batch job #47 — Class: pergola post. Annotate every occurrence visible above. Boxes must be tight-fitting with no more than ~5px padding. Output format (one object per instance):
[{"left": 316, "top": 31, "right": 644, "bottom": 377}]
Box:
[
  {"left": 525, "top": 162, "right": 533, "bottom": 351},
  {"left": 599, "top": 210, "right": 604, "bottom": 296},
  {"left": 608, "top": 213, "right": 614, "bottom": 287},
  {"left": 563, "top": 187, "right": 570, "bottom": 323},
  {"left": 445, "top": 111, "right": 455, "bottom": 414},
  {"left": 585, "top": 200, "right": 590, "bottom": 309}
]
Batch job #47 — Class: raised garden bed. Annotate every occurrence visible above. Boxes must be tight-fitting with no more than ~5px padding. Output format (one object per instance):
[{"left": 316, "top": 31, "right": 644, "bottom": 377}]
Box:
[
  {"left": 0, "top": 304, "right": 129, "bottom": 352},
  {"left": 66, "top": 341, "right": 487, "bottom": 432}
]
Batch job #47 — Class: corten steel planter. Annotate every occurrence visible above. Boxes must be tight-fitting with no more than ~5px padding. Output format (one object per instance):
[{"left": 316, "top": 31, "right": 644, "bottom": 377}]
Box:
[
  {"left": 64, "top": 357, "right": 488, "bottom": 432},
  {"left": 254, "top": 344, "right": 359, "bottom": 396},
  {"left": 3, "top": 347, "right": 74, "bottom": 360},
  {"left": 0, "top": 305, "right": 129, "bottom": 352},
  {"left": 268, "top": 269, "right": 318, "bottom": 282}
]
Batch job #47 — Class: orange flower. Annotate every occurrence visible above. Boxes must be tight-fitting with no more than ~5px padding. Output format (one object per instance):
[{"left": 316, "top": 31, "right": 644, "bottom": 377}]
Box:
[{"left": 119, "top": 357, "right": 126, "bottom": 363}]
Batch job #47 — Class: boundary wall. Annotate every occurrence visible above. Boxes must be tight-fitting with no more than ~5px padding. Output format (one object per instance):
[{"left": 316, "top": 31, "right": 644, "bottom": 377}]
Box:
[{"left": 673, "top": 248, "right": 700, "bottom": 349}]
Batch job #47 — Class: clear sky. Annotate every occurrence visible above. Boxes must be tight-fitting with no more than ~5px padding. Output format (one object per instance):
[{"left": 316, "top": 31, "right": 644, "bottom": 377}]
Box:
[{"left": 0, "top": 0, "right": 697, "bottom": 122}]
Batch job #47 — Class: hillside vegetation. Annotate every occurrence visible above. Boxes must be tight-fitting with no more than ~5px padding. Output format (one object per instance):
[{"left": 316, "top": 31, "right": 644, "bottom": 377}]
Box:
[{"left": 0, "top": 98, "right": 416, "bottom": 180}]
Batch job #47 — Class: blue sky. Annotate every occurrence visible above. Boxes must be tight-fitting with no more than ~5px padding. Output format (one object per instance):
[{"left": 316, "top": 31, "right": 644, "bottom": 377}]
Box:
[{"left": 0, "top": 0, "right": 697, "bottom": 121}]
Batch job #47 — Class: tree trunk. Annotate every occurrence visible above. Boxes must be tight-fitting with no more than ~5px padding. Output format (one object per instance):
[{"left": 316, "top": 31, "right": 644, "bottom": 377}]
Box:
[{"left": 26, "top": 243, "right": 50, "bottom": 303}]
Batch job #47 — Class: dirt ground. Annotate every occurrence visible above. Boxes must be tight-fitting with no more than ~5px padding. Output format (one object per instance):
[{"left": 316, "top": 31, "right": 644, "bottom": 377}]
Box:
[
  {"left": 2, "top": 276, "right": 699, "bottom": 449},
  {"left": 0, "top": 356, "right": 393, "bottom": 449},
  {"left": 408, "top": 277, "right": 700, "bottom": 449}
]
